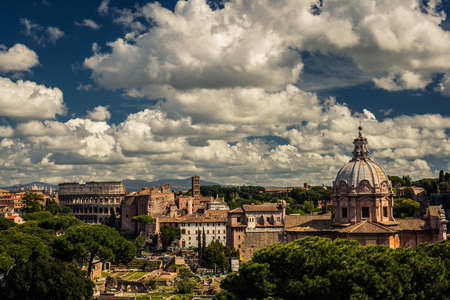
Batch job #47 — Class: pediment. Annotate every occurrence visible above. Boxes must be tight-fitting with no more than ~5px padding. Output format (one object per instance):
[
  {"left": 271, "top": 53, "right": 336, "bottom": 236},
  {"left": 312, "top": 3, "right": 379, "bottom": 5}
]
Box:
[{"left": 357, "top": 180, "right": 372, "bottom": 194}]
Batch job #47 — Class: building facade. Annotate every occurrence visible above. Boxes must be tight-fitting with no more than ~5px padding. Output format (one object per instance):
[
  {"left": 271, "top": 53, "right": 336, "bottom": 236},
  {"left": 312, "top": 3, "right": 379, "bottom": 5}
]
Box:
[
  {"left": 121, "top": 184, "right": 176, "bottom": 238},
  {"left": 159, "top": 211, "right": 227, "bottom": 249},
  {"left": 284, "top": 127, "right": 448, "bottom": 249},
  {"left": 58, "top": 181, "right": 127, "bottom": 224},
  {"left": 227, "top": 200, "right": 286, "bottom": 261}
]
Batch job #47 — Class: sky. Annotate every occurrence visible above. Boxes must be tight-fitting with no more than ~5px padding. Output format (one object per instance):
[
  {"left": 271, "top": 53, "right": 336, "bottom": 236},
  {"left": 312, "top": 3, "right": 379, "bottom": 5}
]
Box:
[{"left": 1, "top": 0, "right": 450, "bottom": 187}]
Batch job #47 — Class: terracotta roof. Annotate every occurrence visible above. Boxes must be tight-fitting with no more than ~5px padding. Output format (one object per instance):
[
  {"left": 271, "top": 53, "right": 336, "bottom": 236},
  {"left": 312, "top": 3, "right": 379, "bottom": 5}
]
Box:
[
  {"left": 159, "top": 215, "right": 226, "bottom": 223},
  {"left": 284, "top": 215, "right": 434, "bottom": 234},
  {"left": 285, "top": 214, "right": 330, "bottom": 229},
  {"left": 242, "top": 204, "right": 280, "bottom": 212},
  {"left": 230, "top": 223, "right": 247, "bottom": 228},
  {"left": 228, "top": 207, "right": 243, "bottom": 213},
  {"left": 337, "top": 221, "right": 396, "bottom": 234},
  {"left": 395, "top": 218, "right": 432, "bottom": 231},
  {"left": 285, "top": 216, "right": 332, "bottom": 232}
]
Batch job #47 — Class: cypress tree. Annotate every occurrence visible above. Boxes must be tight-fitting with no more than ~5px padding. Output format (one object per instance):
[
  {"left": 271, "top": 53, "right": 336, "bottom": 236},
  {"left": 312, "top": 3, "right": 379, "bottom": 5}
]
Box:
[
  {"left": 197, "top": 228, "right": 202, "bottom": 256},
  {"left": 202, "top": 226, "right": 207, "bottom": 254}
]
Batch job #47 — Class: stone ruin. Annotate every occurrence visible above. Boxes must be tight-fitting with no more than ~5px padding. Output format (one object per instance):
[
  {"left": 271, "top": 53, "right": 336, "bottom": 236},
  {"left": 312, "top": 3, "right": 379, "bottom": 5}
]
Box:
[{"left": 105, "top": 276, "right": 148, "bottom": 293}]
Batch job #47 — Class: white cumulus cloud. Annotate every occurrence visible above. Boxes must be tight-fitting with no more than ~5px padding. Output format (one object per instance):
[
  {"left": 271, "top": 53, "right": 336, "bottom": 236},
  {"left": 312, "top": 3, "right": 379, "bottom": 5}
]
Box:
[
  {"left": 0, "top": 77, "right": 66, "bottom": 120},
  {"left": 0, "top": 44, "right": 39, "bottom": 73}
]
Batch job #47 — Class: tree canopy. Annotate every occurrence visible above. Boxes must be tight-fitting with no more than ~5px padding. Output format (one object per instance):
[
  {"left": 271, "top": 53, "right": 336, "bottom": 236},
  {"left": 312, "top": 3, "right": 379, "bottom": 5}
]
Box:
[
  {"left": 53, "top": 224, "right": 136, "bottom": 277},
  {"left": 217, "top": 237, "right": 450, "bottom": 300},
  {"left": 0, "top": 257, "right": 94, "bottom": 300},
  {"left": 204, "top": 240, "right": 229, "bottom": 271},
  {"left": 0, "top": 217, "right": 17, "bottom": 231},
  {"left": 159, "top": 224, "right": 181, "bottom": 250},
  {"left": 131, "top": 215, "right": 155, "bottom": 236}
]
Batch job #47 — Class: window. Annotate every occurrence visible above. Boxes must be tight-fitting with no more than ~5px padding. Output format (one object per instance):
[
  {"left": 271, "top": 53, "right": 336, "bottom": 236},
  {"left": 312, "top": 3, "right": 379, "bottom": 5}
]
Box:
[
  {"left": 383, "top": 207, "right": 388, "bottom": 218},
  {"left": 213, "top": 236, "right": 215, "bottom": 239},
  {"left": 237, "top": 217, "right": 240, "bottom": 223},
  {"left": 188, "top": 230, "right": 190, "bottom": 234},
  {"left": 189, "top": 237, "right": 191, "bottom": 240},
  {"left": 277, "top": 217, "right": 280, "bottom": 222},
  {"left": 207, "top": 230, "right": 210, "bottom": 234},
  {"left": 213, "top": 230, "right": 215, "bottom": 234},
  {"left": 342, "top": 207, "right": 348, "bottom": 219},
  {"left": 238, "top": 235, "right": 240, "bottom": 240},
  {"left": 362, "top": 207, "right": 370, "bottom": 218},
  {"left": 182, "top": 229, "right": 186, "bottom": 234}
]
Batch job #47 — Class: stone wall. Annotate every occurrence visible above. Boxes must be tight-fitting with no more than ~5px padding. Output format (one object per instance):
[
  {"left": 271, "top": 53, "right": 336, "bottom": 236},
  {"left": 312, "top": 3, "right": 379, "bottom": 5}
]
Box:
[
  {"left": 240, "top": 231, "right": 284, "bottom": 261},
  {"left": 58, "top": 181, "right": 127, "bottom": 224}
]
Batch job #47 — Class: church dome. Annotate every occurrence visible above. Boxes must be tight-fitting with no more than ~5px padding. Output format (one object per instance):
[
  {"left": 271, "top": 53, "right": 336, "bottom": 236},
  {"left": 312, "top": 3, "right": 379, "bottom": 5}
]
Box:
[
  {"left": 335, "top": 159, "right": 389, "bottom": 188},
  {"left": 333, "top": 126, "right": 389, "bottom": 189}
]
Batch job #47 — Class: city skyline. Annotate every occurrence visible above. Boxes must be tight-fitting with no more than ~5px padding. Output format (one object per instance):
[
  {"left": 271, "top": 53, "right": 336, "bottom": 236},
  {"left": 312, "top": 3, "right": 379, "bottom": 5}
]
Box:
[{"left": 1, "top": 0, "right": 450, "bottom": 187}]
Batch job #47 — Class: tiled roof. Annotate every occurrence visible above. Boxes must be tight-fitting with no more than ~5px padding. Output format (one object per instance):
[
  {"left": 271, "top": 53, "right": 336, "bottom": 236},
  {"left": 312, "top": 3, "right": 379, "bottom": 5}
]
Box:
[
  {"left": 284, "top": 215, "right": 435, "bottom": 234},
  {"left": 159, "top": 215, "right": 227, "bottom": 223},
  {"left": 395, "top": 218, "right": 432, "bottom": 231},
  {"left": 337, "top": 221, "right": 396, "bottom": 233},
  {"left": 242, "top": 204, "right": 280, "bottom": 212},
  {"left": 285, "top": 214, "right": 330, "bottom": 229},
  {"left": 228, "top": 207, "right": 243, "bottom": 213}
]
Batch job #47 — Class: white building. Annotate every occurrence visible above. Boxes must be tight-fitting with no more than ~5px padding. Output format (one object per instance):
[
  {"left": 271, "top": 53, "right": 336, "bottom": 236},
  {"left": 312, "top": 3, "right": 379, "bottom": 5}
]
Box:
[{"left": 158, "top": 210, "right": 227, "bottom": 249}]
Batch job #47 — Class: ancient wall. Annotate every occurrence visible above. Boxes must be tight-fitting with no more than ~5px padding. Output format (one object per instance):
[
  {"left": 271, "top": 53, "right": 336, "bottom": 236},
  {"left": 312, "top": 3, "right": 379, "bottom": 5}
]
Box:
[
  {"left": 240, "top": 231, "right": 284, "bottom": 261},
  {"left": 58, "top": 181, "right": 127, "bottom": 224},
  {"left": 59, "top": 181, "right": 126, "bottom": 195}
]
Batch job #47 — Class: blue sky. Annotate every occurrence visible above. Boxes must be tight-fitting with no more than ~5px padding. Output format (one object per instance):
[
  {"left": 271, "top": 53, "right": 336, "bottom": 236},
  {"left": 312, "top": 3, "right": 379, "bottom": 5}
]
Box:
[{"left": 1, "top": 0, "right": 450, "bottom": 187}]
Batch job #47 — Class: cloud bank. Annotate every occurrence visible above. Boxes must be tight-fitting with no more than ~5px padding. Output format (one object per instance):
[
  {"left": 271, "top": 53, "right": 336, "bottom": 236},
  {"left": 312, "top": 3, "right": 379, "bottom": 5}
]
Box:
[{"left": 0, "top": 0, "right": 449, "bottom": 187}]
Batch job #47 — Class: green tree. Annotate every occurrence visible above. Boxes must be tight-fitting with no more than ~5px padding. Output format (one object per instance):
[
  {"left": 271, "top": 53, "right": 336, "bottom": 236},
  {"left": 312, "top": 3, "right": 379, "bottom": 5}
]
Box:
[
  {"left": 403, "top": 187, "right": 414, "bottom": 199},
  {"left": 0, "top": 229, "right": 50, "bottom": 274},
  {"left": 37, "top": 214, "right": 83, "bottom": 234},
  {"left": 224, "top": 245, "right": 240, "bottom": 257},
  {"left": 53, "top": 224, "right": 136, "bottom": 277},
  {"left": 393, "top": 198, "right": 420, "bottom": 218},
  {"left": 204, "top": 240, "right": 229, "bottom": 271},
  {"left": 147, "top": 277, "right": 157, "bottom": 290},
  {"left": 159, "top": 224, "right": 181, "bottom": 250},
  {"left": 197, "top": 228, "right": 202, "bottom": 256},
  {"left": 22, "top": 193, "right": 45, "bottom": 213},
  {"left": 135, "top": 235, "right": 145, "bottom": 255},
  {"left": 218, "top": 237, "right": 449, "bottom": 300},
  {"left": 22, "top": 211, "right": 53, "bottom": 222},
  {"left": 177, "top": 278, "right": 195, "bottom": 294},
  {"left": 0, "top": 217, "right": 17, "bottom": 230},
  {"left": 131, "top": 215, "right": 155, "bottom": 236},
  {"left": 0, "top": 257, "right": 94, "bottom": 300},
  {"left": 202, "top": 226, "right": 207, "bottom": 253},
  {"left": 44, "top": 198, "right": 71, "bottom": 215}
]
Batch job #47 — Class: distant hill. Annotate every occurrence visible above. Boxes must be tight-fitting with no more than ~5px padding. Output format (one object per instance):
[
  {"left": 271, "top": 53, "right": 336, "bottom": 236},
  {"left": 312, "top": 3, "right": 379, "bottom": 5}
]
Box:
[
  {"left": 0, "top": 182, "right": 58, "bottom": 192},
  {"left": 0, "top": 178, "right": 228, "bottom": 193},
  {"left": 122, "top": 177, "right": 224, "bottom": 192}
]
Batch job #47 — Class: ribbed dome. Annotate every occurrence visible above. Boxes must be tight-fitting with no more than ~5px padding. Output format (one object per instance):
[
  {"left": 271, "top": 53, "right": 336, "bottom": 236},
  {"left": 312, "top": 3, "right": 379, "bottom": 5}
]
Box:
[
  {"left": 334, "top": 158, "right": 388, "bottom": 188},
  {"left": 333, "top": 126, "right": 389, "bottom": 189}
]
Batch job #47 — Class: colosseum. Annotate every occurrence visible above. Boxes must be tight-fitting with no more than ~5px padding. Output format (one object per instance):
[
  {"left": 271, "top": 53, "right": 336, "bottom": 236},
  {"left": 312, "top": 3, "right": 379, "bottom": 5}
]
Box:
[{"left": 58, "top": 181, "right": 127, "bottom": 224}]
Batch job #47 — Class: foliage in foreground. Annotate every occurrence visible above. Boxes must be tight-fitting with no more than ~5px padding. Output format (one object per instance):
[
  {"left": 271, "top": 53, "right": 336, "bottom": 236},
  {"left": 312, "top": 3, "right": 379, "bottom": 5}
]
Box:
[
  {"left": 0, "top": 257, "right": 94, "bottom": 300},
  {"left": 217, "top": 237, "right": 450, "bottom": 300}
]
